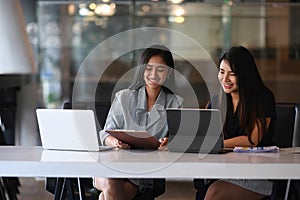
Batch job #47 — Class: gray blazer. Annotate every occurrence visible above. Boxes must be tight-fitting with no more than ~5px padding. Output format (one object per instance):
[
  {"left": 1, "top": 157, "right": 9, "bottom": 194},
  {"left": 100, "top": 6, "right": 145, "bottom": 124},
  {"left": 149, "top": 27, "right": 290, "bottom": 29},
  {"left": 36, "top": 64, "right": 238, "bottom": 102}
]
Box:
[{"left": 99, "top": 86, "right": 183, "bottom": 145}]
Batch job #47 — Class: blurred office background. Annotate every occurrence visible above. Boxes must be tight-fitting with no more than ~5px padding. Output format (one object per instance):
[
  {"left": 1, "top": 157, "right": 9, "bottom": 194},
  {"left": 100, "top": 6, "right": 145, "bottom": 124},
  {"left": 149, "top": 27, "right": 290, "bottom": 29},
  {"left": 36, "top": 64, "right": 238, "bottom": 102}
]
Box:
[
  {"left": 12, "top": 0, "right": 300, "bottom": 146},
  {"left": 0, "top": 0, "right": 299, "bottom": 199},
  {"left": 0, "top": 0, "right": 299, "bottom": 153},
  {"left": 1, "top": 0, "right": 299, "bottom": 146}
]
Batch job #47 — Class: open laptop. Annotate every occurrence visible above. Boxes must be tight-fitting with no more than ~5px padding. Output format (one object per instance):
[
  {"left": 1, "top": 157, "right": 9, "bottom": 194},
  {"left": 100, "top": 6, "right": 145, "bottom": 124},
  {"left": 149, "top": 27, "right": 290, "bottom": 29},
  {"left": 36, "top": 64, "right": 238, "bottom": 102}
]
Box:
[
  {"left": 166, "top": 108, "right": 225, "bottom": 154},
  {"left": 36, "top": 109, "right": 114, "bottom": 152}
]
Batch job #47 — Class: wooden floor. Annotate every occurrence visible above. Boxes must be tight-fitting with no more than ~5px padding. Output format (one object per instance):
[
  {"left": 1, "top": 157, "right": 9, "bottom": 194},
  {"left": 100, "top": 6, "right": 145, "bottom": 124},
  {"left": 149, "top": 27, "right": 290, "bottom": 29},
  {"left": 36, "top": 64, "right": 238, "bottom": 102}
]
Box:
[
  {"left": 17, "top": 178, "right": 196, "bottom": 200},
  {"left": 18, "top": 178, "right": 52, "bottom": 200},
  {"left": 158, "top": 179, "right": 196, "bottom": 200}
]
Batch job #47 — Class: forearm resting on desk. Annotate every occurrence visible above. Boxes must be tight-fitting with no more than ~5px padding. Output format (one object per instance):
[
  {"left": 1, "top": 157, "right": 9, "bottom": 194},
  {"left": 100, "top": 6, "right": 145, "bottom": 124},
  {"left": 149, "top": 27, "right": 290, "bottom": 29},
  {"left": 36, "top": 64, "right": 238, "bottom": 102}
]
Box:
[{"left": 224, "top": 135, "right": 258, "bottom": 148}]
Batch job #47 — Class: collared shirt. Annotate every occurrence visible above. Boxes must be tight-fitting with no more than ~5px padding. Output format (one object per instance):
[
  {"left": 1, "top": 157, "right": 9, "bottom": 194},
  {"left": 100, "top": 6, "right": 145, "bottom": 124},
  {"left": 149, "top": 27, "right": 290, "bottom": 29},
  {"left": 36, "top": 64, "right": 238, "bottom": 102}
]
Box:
[{"left": 99, "top": 86, "right": 183, "bottom": 145}]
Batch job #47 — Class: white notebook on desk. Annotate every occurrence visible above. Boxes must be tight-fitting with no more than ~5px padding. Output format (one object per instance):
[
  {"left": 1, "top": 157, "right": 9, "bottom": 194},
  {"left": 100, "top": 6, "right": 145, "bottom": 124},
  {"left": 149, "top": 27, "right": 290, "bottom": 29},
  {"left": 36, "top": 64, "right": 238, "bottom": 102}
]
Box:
[{"left": 36, "top": 109, "right": 114, "bottom": 152}]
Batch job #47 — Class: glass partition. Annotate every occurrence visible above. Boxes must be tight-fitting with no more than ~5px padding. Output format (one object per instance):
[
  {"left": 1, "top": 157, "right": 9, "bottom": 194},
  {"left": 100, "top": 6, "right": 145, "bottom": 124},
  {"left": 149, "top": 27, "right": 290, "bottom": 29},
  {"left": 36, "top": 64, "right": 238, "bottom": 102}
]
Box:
[{"left": 36, "top": 1, "right": 300, "bottom": 108}]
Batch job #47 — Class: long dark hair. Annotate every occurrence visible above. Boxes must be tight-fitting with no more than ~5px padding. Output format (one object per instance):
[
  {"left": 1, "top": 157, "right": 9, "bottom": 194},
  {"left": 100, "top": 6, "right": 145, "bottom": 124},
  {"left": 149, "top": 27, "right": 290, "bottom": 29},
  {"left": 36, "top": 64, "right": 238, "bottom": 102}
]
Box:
[
  {"left": 219, "top": 46, "right": 268, "bottom": 144},
  {"left": 129, "top": 44, "right": 176, "bottom": 94}
]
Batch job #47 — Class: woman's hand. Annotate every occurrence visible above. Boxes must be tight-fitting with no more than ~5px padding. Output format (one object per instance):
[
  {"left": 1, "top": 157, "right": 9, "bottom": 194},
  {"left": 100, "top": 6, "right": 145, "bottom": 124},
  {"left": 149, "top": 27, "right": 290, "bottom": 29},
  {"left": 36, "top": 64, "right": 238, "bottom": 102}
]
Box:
[
  {"left": 158, "top": 137, "right": 168, "bottom": 150},
  {"left": 104, "top": 135, "right": 130, "bottom": 149}
]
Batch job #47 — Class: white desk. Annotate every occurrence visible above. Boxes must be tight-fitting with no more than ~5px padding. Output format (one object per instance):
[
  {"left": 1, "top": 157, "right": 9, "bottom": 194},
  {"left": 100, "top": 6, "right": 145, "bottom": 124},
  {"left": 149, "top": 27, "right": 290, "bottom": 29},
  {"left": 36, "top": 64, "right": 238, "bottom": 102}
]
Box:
[{"left": 1, "top": 146, "right": 300, "bottom": 179}]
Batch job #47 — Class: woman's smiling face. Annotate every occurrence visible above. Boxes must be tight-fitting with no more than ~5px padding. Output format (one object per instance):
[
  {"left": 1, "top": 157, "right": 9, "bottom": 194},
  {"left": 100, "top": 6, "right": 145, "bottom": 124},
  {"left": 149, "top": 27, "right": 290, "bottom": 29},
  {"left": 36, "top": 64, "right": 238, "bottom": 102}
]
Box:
[
  {"left": 144, "top": 55, "right": 169, "bottom": 90},
  {"left": 218, "top": 60, "right": 238, "bottom": 94}
]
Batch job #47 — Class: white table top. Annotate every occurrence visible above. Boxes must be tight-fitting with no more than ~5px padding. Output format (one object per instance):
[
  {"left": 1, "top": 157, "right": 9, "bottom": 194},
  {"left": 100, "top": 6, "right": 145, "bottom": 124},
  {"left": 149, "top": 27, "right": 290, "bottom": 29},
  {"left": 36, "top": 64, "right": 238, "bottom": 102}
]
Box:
[{"left": 1, "top": 146, "right": 300, "bottom": 179}]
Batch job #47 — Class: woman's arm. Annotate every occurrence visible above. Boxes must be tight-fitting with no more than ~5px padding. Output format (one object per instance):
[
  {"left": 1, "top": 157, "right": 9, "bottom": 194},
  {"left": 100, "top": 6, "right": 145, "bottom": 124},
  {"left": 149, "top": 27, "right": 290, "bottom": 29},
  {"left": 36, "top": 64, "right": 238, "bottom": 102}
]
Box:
[
  {"left": 224, "top": 117, "right": 271, "bottom": 148},
  {"left": 100, "top": 92, "right": 128, "bottom": 147},
  {"left": 104, "top": 135, "right": 130, "bottom": 149}
]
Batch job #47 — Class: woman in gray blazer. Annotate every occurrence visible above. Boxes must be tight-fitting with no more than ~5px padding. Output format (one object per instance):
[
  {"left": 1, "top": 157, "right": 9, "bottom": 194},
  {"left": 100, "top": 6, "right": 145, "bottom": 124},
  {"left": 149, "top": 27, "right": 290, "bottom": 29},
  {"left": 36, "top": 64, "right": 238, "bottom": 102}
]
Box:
[{"left": 94, "top": 44, "right": 183, "bottom": 200}]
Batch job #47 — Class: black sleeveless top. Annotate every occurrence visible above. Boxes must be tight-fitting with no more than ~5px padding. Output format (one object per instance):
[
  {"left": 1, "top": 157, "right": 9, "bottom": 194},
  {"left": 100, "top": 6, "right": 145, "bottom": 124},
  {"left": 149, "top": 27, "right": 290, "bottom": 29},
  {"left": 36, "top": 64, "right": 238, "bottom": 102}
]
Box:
[{"left": 209, "top": 87, "right": 276, "bottom": 146}]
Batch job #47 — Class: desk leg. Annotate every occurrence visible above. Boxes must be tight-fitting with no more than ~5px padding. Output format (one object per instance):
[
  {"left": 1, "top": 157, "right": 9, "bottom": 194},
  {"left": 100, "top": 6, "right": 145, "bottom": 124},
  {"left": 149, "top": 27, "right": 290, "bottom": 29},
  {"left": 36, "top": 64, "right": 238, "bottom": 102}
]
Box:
[
  {"left": 54, "top": 178, "right": 83, "bottom": 200},
  {"left": 66, "top": 179, "right": 75, "bottom": 200},
  {"left": 2, "top": 177, "right": 18, "bottom": 200},
  {"left": 54, "top": 178, "right": 66, "bottom": 200},
  {"left": 77, "top": 178, "right": 86, "bottom": 200},
  {"left": 284, "top": 179, "right": 291, "bottom": 200},
  {"left": 0, "top": 178, "right": 7, "bottom": 200}
]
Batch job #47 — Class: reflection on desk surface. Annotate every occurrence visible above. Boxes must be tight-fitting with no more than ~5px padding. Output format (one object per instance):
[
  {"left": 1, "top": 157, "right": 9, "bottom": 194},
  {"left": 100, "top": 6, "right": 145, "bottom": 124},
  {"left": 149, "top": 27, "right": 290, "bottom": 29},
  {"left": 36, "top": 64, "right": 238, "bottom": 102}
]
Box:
[
  {"left": 281, "top": 147, "right": 300, "bottom": 154},
  {"left": 1, "top": 146, "right": 300, "bottom": 164},
  {"left": 1, "top": 146, "right": 300, "bottom": 179},
  {"left": 39, "top": 147, "right": 300, "bottom": 164}
]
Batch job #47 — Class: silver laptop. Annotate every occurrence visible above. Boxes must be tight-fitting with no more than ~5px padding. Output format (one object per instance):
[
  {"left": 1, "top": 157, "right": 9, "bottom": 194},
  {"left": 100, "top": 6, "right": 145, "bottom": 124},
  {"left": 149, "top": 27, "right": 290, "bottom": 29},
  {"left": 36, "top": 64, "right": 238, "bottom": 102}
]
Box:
[
  {"left": 36, "top": 109, "right": 114, "bottom": 151},
  {"left": 166, "top": 108, "right": 225, "bottom": 154}
]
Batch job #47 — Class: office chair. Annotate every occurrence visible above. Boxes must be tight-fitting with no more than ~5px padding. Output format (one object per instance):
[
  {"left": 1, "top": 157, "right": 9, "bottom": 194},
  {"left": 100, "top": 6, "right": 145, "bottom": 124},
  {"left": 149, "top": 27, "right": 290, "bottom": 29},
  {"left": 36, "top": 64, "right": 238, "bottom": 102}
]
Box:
[
  {"left": 265, "top": 103, "right": 296, "bottom": 200},
  {"left": 251, "top": 103, "right": 300, "bottom": 200},
  {"left": 0, "top": 98, "right": 20, "bottom": 200},
  {"left": 0, "top": 129, "right": 20, "bottom": 200},
  {"left": 287, "top": 103, "right": 300, "bottom": 200},
  {"left": 271, "top": 103, "right": 299, "bottom": 147},
  {"left": 45, "top": 101, "right": 111, "bottom": 200},
  {"left": 268, "top": 103, "right": 300, "bottom": 200},
  {"left": 46, "top": 101, "right": 165, "bottom": 200}
]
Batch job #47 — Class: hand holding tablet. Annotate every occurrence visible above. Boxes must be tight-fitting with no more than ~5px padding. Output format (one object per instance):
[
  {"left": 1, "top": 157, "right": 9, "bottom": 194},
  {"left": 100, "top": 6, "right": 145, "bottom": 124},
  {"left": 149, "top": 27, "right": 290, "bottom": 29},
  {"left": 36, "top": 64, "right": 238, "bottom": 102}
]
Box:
[{"left": 106, "top": 129, "right": 160, "bottom": 149}]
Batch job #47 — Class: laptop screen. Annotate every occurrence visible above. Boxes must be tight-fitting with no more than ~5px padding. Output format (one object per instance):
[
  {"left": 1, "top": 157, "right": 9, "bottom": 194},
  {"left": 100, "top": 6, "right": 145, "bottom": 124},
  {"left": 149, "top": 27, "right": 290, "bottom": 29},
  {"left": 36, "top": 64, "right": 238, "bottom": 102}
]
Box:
[{"left": 166, "top": 108, "right": 224, "bottom": 154}]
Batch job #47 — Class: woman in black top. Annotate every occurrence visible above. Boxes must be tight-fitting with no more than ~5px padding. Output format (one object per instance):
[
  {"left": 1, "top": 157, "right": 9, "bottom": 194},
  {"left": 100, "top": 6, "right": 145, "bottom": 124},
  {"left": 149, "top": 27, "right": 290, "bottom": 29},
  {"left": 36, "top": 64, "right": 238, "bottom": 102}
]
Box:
[{"left": 204, "top": 46, "right": 276, "bottom": 199}]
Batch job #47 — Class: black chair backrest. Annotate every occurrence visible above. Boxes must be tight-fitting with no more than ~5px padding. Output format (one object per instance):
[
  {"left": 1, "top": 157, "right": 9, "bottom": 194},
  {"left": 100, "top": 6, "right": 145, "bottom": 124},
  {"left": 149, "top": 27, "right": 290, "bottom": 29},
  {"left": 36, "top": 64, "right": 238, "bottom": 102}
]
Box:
[
  {"left": 293, "top": 104, "right": 300, "bottom": 147},
  {"left": 63, "top": 101, "right": 111, "bottom": 131},
  {"left": 270, "top": 104, "right": 300, "bottom": 200},
  {"left": 272, "top": 103, "right": 300, "bottom": 148}
]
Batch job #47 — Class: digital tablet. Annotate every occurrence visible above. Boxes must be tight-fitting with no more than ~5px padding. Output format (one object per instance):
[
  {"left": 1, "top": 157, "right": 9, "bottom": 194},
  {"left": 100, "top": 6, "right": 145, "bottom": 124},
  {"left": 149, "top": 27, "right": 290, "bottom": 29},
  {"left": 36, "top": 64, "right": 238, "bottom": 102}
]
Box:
[{"left": 106, "top": 129, "right": 160, "bottom": 149}]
